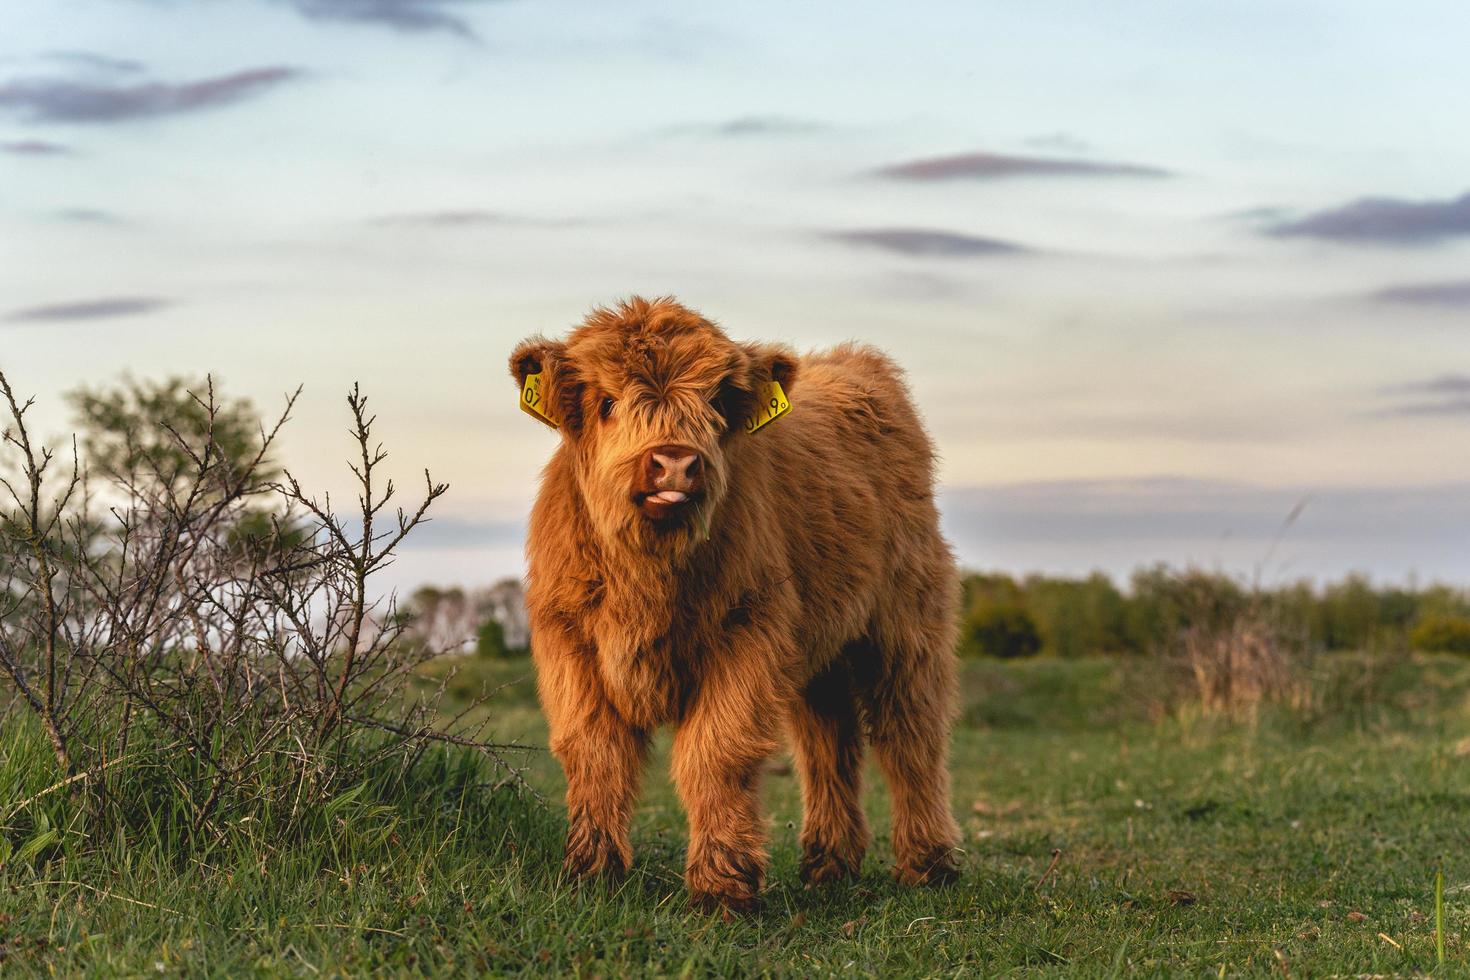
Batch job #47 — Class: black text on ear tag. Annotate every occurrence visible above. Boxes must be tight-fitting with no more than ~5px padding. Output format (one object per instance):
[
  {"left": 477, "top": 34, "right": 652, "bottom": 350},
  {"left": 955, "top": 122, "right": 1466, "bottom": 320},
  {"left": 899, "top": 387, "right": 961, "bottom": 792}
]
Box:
[
  {"left": 520, "top": 372, "right": 558, "bottom": 429},
  {"left": 743, "top": 380, "right": 790, "bottom": 434}
]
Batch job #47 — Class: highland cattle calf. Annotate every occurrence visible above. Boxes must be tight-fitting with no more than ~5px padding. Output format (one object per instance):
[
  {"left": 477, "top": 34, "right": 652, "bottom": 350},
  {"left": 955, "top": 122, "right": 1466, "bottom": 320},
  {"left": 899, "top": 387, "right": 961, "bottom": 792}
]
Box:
[{"left": 511, "top": 296, "right": 960, "bottom": 912}]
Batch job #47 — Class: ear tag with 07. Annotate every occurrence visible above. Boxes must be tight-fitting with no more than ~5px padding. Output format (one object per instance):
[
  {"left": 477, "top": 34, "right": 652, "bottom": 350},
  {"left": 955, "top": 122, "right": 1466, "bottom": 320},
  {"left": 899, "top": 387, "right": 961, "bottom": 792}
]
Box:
[{"left": 520, "top": 372, "right": 559, "bottom": 429}]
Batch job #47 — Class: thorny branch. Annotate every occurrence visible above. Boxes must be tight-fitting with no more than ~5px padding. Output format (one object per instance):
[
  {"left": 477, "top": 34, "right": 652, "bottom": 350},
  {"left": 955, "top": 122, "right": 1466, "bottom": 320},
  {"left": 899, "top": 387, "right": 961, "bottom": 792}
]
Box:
[{"left": 0, "top": 368, "right": 531, "bottom": 834}]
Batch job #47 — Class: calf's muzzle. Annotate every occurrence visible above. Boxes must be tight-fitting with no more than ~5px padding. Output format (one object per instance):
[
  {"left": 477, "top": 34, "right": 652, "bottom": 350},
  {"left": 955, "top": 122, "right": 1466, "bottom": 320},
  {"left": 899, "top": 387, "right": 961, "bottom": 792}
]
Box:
[{"left": 635, "top": 444, "right": 705, "bottom": 519}]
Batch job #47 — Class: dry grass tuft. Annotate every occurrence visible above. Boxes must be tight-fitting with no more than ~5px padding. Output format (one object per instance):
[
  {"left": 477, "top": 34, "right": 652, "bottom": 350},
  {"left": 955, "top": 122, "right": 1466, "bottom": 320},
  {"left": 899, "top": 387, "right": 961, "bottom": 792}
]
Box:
[{"left": 1174, "top": 612, "right": 1314, "bottom": 717}]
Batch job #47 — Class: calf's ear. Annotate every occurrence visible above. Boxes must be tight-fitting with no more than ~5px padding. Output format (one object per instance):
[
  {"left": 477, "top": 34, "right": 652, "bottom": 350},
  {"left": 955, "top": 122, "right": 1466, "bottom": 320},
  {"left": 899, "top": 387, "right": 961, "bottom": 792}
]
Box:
[
  {"left": 509, "top": 337, "right": 565, "bottom": 389},
  {"left": 741, "top": 342, "right": 799, "bottom": 395},
  {"left": 509, "top": 337, "right": 584, "bottom": 432}
]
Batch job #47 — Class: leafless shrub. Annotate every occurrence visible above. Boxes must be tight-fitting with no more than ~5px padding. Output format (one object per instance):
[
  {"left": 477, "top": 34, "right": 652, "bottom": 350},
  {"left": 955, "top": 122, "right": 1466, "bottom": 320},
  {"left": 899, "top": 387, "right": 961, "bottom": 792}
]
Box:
[{"left": 0, "top": 369, "right": 534, "bottom": 840}]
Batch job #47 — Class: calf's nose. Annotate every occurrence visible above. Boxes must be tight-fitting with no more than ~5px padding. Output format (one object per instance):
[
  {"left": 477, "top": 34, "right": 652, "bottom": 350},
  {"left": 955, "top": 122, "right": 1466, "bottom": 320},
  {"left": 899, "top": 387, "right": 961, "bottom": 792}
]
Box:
[{"left": 644, "top": 445, "right": 703, "bottom": 490}]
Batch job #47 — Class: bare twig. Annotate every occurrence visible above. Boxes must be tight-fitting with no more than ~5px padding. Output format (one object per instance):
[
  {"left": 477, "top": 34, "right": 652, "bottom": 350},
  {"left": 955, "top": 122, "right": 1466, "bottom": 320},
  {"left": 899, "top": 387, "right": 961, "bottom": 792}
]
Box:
[{"left": 1035, "top": 848, "right": 1063, "bottom": 890}]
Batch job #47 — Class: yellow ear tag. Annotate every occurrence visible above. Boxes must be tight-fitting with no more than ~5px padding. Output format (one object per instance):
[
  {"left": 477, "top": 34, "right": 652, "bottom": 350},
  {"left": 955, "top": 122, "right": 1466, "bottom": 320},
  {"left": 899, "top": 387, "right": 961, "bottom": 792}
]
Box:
[
  {"left": 743, "top": 380, "right": 791, "bottom": 435},
  {"left": 520, "top": 371, "right": 559, "bottom": 429}
]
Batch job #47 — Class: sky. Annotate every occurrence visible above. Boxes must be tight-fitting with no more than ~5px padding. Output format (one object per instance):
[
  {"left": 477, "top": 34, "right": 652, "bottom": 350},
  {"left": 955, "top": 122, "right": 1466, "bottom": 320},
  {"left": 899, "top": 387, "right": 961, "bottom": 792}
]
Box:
[{"left": 2, "top": 0, "right": 1469, "bottom": 590}]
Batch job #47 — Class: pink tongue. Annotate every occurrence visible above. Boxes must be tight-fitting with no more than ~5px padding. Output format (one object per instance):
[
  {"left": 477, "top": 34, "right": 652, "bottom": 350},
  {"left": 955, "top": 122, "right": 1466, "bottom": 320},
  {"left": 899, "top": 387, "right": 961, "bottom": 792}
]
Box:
[{"left": 652, "top": 490, "right": 687, "bottom": 504}]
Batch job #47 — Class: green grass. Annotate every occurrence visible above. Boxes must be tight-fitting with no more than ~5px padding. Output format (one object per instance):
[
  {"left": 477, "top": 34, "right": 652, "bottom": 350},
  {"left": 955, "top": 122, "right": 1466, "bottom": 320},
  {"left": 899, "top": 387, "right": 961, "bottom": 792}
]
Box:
[{"left": 6, "top": 654, "right": 1470, "bottom": 976}]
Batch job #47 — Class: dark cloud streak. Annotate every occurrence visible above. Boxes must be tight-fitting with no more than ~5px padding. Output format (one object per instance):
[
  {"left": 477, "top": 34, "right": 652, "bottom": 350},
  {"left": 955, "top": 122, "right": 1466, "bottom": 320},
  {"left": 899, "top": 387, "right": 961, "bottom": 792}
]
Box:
[
  {"left": 54, "top": 208, "right": 124, "bottom": 224},
  {"left": 828, "top": 228, "right": 1028, "bottom": 258},
  {"left": 657, "top": 116, "right": 828, "bottom": 139},
  {"left": 1269, "top": 190, "right": 1470, "bottom": 244},
  {"left": 1385, "top": 398, "right": 1470, "bottom": 418},
  {"left": 1382, "top": 375, "right": 1470, "bottom": 396},
  {"left": 284, "top": 0, "right": 498, "bottom": 38},
  {"left": 1, "top": 139, "right": 71, "bottom": 155},
  {"left": 1375, "top": 375, "right": 1470, "bottom": 418},
  {"left": 712, "top": 115, "right": 826, "bottom": 136},
  {"left": 874, "top": 151, "right": 1170, "bottom": 181},
  {"left": 0, "top": 67, "right": 301, "bottom": 123},
  {"left": 5, "top": 297, "right": 171, "bottom": 324},
  {"left": 1371, "top": 280, "right": 1470, "bottom": 307}
]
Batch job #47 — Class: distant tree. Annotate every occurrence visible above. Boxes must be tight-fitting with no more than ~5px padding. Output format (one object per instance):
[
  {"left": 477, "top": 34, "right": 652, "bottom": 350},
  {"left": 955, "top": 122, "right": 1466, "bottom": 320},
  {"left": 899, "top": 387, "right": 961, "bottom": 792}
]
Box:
[
  {"left": 403, "top": 582, "right": 530, "bottom": 656},
  {"left": 951, "top": 567, "right": 1469, "bottom": 660},
  {"left": 1024, "top": 572, "right": 1129, "bottom": 657},
  {"left": 1418, "top": 585, "right": 1470, "bottom": 621},
  {"left": 477, "top": 578, "right": 529, "bottom": 651},
  {"left": 1267, "top": 581, "right": 1326, "bottom": 649},
  {"left": 68, "top": 375, "right": 275, "bottom": 494},
  {"left": 405, "top": 586, "right": 475, "bottom": 652},
  {"left": 1320, "top": 573, "right": 1380, "bottom": 650},
  {"left": 476, "top": 618, "right": 510, "bottom": 659},
  {"left": 1378, "top": 587, "right": 1419, "bottom": 634},
  {"left": 66, "top": 375, "right": 304, "bottom": 560},
  {"left": 1409, "top": 615, "right": 1470, "bottom": 655},
  {"left": 959, "top": 573, "right": 1042, "bottom": 659},
  {"left": 1126, "top": 566, "right": 1247, "bottom": 653},
  {"left": 964, "top": 601, "right": 1042, "bottom": 659}
]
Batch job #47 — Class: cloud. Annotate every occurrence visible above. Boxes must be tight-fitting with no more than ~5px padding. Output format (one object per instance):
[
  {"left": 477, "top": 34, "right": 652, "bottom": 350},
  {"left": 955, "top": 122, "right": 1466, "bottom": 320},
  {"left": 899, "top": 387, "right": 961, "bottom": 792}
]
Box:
[
  {"left": 1268, "top": 190, "right": 1470, "bottom": 244},
  {"left": 1371, "top": 280, "right": 1470, "bottom": 307},
  {"left": 939, "top": 477, "right": 1470, "bottom": 582},
  {"left": 0, "top": 139, "right": 71, "bottom": 155},
  {"left": 657, "top": 116, "right": 829, "bottom": 139},
  {"left": 40, "top": 51, "right": 144, "bottom": 75},
  {"left": 0, "top": 67, "right": 301, "bottom": 124},
  {"left": 282, "top": 0, "right": 498, "bottom": 38},
  {"left": 53, "top": 208, "right": 124, "bottom": 224},
  {"left": 828, "top": 228, "right": 1028, "bottom": 258},
  {"left": 687, "top": 115, "right": 826, "bottom": 137},
  {"left": 873, "top": 151, "right": 1170, "bottom": 181},
  {"left": 1382, "top": 375, "right": 1470, "bottom": 396},
  {"left": 1374, "top": 375, "right": 1470, "bottom": 418},
  {"left": 1220, "top": 205, "right": 1292, "bottom": 224},
  {"left": 395, "top": 478, "right": 1470, "bottom": 584},
  {"left": 714, "top": 115, "right": 826, "bottom": 136},
  {"left": 368, "top": 209, "right": 580, "bottom": 228},
  {"left": 4, "top": 297, "right": 171, "bottom": 323},
  {"left": 370, "top": 209, "right": 515, "bottom": 227},
  {"left": 1383, "top": 398, "right": 1470, "bottom": 418}
]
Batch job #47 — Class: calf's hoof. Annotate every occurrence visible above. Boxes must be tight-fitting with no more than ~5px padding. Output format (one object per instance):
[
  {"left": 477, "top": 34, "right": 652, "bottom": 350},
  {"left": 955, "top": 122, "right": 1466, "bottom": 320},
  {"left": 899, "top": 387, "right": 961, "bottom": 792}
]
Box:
[
  {"left": 799, "top": 842, "right": 863, "bottom": 887},
  {"left": 562, "top": 825, "right": 629, "bottom": 881},
  {"left": 687, "top": 845, "right": 764, "bottom": 915},
  {"left": 690, "top": 887, "right": 763, "bottom": 917},
  {"left": 894, "top": 845, "right": 961, "bottom": 887}
]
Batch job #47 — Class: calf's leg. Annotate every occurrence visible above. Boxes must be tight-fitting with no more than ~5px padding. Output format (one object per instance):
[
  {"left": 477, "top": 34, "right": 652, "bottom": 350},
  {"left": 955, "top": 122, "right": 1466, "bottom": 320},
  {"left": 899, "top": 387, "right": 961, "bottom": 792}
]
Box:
[
  {"left": 862, "top": 620, "right": 962, "bottom": 886},
  {"left": 788, "top": 664, "right": 868, "bottom": 885},
  {"left": 671, "top": 650, "right": 781, "bottom": 912},
  {"left": 535, "top": 639, "right": 647, "bottom": 879}
]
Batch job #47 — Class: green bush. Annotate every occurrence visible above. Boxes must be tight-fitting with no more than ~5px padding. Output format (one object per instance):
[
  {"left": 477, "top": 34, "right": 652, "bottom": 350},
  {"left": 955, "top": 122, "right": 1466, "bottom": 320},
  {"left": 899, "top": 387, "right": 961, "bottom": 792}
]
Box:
[
  {"left": 964, "top": 600, "right": 1043, "bottom": 659},
  {"left": 955, "top": 568, "right": 1470, "bottom": 660},
  {"left": 1410, "top": 615, "right": 1470, "bottom": 654},
  {"left": 476, "top": 618, "right": 510, "bottom": 658},
  {"left": 1024, "top": 571, "right": 1130, "bottom": 657}
]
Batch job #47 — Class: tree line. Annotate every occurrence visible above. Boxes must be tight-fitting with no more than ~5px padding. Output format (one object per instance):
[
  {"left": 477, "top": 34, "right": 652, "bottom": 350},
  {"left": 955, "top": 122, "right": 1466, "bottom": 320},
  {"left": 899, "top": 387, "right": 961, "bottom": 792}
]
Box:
[{"left": 961, "top": 567, "right": 1470, "bottom": 659}]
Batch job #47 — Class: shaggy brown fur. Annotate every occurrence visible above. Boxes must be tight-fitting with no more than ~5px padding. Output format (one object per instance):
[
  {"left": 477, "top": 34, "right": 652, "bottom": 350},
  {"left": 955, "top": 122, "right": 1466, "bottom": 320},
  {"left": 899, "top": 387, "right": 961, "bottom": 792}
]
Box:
[{"left": 510, "top": 297, "right": 961, "bottom": 912}]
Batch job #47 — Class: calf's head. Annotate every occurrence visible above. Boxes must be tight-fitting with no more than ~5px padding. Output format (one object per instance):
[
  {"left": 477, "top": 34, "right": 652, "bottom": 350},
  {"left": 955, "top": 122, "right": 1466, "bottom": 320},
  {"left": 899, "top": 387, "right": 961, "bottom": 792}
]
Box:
[{"left": 510, "top": 297, "right": 796, "bottom": 553}]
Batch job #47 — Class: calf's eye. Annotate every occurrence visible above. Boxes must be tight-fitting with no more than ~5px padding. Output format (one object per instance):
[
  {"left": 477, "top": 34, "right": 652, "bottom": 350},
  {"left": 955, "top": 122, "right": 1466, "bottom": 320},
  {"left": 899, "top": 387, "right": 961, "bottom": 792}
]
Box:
[{"left": 599, "top": 396, "right": 616, "bottom": 419}]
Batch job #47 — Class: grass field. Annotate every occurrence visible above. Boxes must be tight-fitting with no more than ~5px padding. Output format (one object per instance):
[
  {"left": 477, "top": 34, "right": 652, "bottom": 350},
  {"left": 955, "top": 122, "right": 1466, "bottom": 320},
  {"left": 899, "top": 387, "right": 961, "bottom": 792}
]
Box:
[{"left": 5, "top": 653, "right": 1470, "bottom": 976}]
